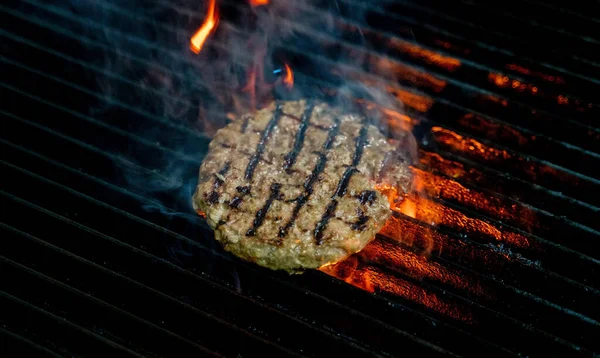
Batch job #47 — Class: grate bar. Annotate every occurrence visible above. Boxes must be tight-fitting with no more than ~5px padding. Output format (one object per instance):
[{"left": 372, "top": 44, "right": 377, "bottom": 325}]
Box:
[
  {"left": 0, "top": 29, "right": 197, "bottom": 111},
  {"left": 0, "top": 56, "right": 205, "bottom": 144},
  {"left": 0, "top": 216, "right": 332, "bottom": 357},
  {"left": 373, "top": 233, "right": 599, "bottom": 329},
  {"left": 0, "top": 289, "right": 149, "bottom": 357},
  {"left": 0, "top": 252, "right": 237, "bottom": 358},
  {"left": 376, "top": 216, "right": 600, "bottom": 322},
  {"left": 0, "top": 327, "right": 65, "bottom": 358},
  {"left": 0, "top": 2, "right": 204, "bottom": 77},
  {"left": 432, "top": 0, "right": 600, "bottom": 41},
  {"left": 0, "top": 7, "right": 215, "bottom": 98},
  {"left": 359, "top": 242, "right": 599, "bottom": 350},
  {"left": 335, "top": 0, "right": 600, "bottom": 82},
  {"left": 378, "top": 0, "right": 600, "bottom": 47},
  {"left": 418, "top": 148, "right": 600, "bottom": 232}
]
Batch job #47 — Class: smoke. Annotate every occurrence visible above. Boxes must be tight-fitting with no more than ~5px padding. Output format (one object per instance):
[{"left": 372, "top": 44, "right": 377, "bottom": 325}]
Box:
[{"left": 33, "top": 0, "right": 416, "bottom": 224}]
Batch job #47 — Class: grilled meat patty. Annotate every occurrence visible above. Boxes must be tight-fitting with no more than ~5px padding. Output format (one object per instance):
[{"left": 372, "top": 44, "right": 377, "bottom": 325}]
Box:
[{"left": 193, "top": 100, "right": 411, "bottom": 273}]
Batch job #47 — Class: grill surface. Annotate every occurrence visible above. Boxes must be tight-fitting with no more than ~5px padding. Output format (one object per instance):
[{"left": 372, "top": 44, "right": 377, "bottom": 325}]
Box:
[{"left": 1, "top": 0, "right": 599, "bottom": 357}]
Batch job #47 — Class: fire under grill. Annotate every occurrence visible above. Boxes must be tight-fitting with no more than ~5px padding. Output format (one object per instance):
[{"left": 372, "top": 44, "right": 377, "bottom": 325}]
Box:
[{"left": 1, "top": 0, "right": 599, "bottom": 356}]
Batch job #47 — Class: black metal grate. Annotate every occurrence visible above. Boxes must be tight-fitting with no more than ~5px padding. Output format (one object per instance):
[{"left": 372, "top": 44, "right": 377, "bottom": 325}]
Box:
[{"left": 1, "top": 0, "right": 599, "bottom": 357}]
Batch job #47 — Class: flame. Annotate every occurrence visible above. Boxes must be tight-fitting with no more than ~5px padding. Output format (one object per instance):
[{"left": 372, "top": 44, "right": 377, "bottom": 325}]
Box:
[
  {"left": 249, "top": 0, "right": 269, "bottom": 6},
  {"left": 419, "top": 152, "right": 538, "bottom": 233},
  {"left": 321, "top": 254, "right": 474, "bottom": 322},
  {"left": 398, "top": 198, "right": 417, "bottom": 218},
  {"left": 282, "top": 63, "right": 294, "bottom": 88},
  {"left": 190, "top": 0, "right": 219, "bottom": 54},
  {"left": 321, "top": 151, "right": 544, "bottom": 321}
]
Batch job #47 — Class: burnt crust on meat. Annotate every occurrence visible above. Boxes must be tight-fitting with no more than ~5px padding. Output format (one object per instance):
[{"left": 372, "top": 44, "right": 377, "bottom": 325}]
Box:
[{"left": 193, "top": 100, "right": 412, "bottom": 273}]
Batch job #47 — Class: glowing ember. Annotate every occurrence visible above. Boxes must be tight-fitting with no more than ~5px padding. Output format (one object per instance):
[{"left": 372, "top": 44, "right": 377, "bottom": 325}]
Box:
[
  {"left": 321, "top": 255, "right": 474, "bottom": 322},
  {"left": 398, "top": 198, "right": 417, "bottom": 218},
  {"left": 282, "top": 63, "right": 294, "bottom": 88},
  {"left": 387, "top": 38, "right": 462, "bottom": 72},
  {"left": 196, "top": 209, "right": 207, "bottom": 218},
  {"left": 190, "top": 0, "right": 219, "bottom": 54},
  {"left": 249, "top": 0, "right": 269, "bottom": 6}
]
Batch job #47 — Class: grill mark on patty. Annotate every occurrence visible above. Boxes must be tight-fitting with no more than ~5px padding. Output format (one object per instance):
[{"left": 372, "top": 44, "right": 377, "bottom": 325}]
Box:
[
  {"left": 207, "top": 162, "right": 231, "bottom": 204},
  {"left": 278, "top": 117, "right": 341, "bottom": 238},
  {"left": 246, "top": 183, "right": 282, "bottom": 236},
  {"left": 316, "top": 124, "right": 369, "bottom": 243},
  {"left": 314, "top": 200, "right": 338, "bottom": 245},
  {"left": 332, "top": 126, "right": 369, "bottom": 198},
  {"left": 283, "top": 101, "right": 315, "bottom": 172},
  {"left": 332, "top": 168, "right": 359, "bottom": 198},
  {"left": 229, "top": 185, "right": 252, "bottom": 209},
  {"left": 245, "top": 103, "right": 283, "bottom": 181},
  {"left": 352, "top": 126, "right": 369, "bottom": 166}
]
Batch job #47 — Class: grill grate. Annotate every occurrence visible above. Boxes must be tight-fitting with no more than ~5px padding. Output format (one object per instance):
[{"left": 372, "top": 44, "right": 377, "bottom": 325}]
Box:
[{"left": 2, "top": 0, "right": 599, "bottom": 357}]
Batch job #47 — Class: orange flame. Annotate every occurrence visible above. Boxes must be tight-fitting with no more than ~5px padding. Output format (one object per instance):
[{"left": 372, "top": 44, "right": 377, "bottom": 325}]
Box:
[
  {"left": 321, "top": 254, "right": 474, "bottom": 322},
  {"left": 398, "top": 198, "right": 417, "bottom": 218},
  {"left": 283, "top": 63, "right": 294, "bottom": 88},
  {"left": 190, "top": 0, "right": 219, "bottom": 54},
  {"left": 249, "top": 0, "right": 269, "bottom": 6}
]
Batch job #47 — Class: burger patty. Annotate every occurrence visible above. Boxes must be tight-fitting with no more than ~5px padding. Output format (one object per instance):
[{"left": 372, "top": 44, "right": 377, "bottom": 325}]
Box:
[{"left": 192, "top": 100, "right": 411, "bottom": 273}]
